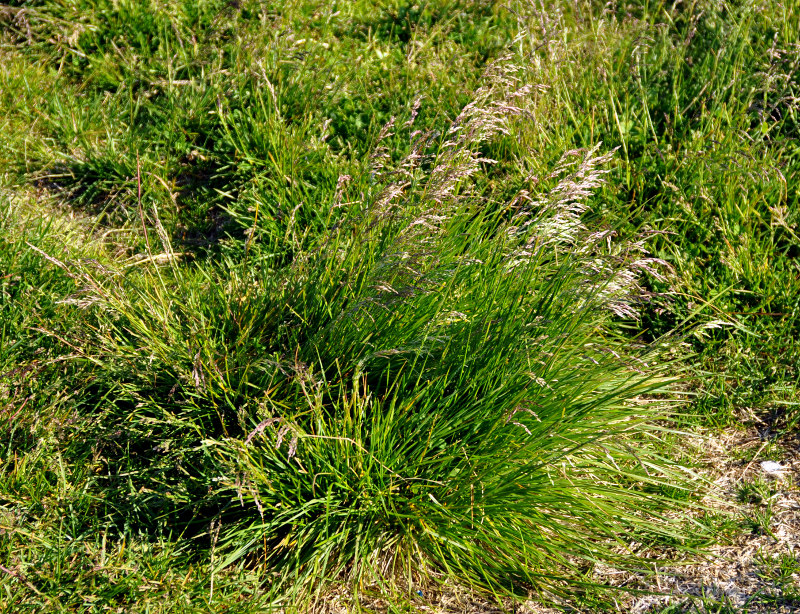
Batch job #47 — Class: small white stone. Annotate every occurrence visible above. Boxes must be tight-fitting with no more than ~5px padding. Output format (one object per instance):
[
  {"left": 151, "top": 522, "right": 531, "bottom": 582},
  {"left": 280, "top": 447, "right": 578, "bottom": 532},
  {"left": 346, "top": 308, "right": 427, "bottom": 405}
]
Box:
[{"left": 760, "top": 460, "right": 786, "bottom": 474}]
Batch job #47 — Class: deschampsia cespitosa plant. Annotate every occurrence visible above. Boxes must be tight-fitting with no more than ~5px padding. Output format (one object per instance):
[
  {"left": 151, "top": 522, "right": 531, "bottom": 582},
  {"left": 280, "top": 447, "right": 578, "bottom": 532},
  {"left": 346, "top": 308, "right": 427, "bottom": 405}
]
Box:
[{"left": 47, "top": 57, "right": 700, "bottom": 607}]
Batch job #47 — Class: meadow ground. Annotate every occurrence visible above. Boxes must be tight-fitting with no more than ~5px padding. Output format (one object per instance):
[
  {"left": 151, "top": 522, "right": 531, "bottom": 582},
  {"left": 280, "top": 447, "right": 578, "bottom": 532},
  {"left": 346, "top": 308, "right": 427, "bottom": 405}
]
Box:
[{"left": 1, "top": 0, "right": 799, "bottom": 611}]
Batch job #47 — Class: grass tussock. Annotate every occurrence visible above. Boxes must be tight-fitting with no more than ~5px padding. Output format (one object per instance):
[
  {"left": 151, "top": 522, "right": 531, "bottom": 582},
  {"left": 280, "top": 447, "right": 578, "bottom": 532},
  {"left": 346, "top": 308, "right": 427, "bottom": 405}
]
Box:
[{"left": 1, "top": 0, "right": 799, "bottom": 611}]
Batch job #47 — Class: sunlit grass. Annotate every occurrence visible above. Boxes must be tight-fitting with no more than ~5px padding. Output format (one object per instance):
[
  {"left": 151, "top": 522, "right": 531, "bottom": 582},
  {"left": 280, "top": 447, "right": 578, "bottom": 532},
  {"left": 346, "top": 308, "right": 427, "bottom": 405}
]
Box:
[{"left": 1, "top": 0, "right": 799, "bottom": 611}]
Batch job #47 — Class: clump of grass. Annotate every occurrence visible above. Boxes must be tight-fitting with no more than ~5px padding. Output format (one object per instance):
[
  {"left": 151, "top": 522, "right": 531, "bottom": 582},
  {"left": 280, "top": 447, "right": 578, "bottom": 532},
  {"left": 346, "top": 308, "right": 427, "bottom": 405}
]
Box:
[
  {"left": 34, "top": 61, "right": 705, "bottom": 608},
  {"left": 754, "top": 551, "right": 800, "bottom": 607},
  {"left": 6, "top": 0, "right": 800, "bottom": 610}
]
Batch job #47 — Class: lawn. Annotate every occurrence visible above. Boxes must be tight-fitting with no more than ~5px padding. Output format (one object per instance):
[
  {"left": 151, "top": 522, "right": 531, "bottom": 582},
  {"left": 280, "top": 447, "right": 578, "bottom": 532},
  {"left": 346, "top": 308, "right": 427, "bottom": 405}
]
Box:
[{"left": 1, "top": 1, "right": 799, "bottom": 612}]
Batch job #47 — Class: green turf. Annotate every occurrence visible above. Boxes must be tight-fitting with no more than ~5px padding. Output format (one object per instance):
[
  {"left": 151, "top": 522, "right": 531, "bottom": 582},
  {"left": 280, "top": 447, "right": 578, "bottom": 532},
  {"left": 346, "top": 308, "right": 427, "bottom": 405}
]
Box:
[{"left": 2, "top": 0, "right": 799, "bottom": 611}]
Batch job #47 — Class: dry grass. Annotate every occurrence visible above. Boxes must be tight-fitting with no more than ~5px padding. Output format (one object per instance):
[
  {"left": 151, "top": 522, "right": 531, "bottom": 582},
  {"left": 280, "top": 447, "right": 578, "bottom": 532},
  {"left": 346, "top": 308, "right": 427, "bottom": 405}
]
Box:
[{"left": 593, "top": 426, "right": 800, "bottom": 613}]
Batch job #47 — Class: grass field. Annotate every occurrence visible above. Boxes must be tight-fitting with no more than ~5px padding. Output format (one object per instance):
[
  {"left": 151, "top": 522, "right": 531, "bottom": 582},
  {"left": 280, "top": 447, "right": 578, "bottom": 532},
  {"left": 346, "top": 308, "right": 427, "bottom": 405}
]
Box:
[{"left": 1, "top": 0, "right": 799, "bottom": 611}]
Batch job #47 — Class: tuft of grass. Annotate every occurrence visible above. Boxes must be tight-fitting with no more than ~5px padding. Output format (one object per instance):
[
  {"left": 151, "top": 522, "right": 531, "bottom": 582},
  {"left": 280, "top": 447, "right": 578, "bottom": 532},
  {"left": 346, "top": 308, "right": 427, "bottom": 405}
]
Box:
[
  {"left": 754, "top": 551, "right": 800, "bottom": 607},
  {"left": 9, "top": 62, "right": 704, "bottom": 608},
  {"left": 2, "top": 0, "right": 800, "bottom": 610}
]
